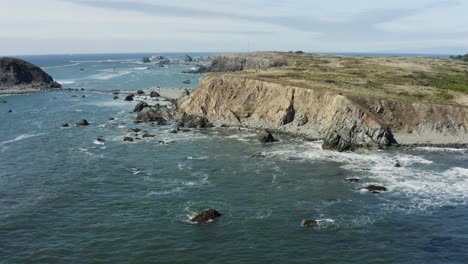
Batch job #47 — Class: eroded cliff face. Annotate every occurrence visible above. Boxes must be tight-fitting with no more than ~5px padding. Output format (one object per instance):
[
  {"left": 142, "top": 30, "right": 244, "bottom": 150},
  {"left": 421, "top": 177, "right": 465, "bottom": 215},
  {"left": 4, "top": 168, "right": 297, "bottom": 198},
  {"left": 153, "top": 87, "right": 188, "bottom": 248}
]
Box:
[
  {"left": 199, "top": 53, "right": 288, "bottom": 73},
  {"left": 177, "top": 75, "right": 468, "bottom": 150},
  {"left": 178, "top": 75, "right": 396, "bottom": 150}
]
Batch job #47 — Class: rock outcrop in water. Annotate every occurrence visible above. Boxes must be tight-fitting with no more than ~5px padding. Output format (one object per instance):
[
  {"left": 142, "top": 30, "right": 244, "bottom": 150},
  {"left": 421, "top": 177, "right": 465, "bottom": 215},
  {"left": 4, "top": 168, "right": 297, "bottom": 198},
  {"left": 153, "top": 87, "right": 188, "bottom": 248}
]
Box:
[
  {"left": 190, "top": 209, "right": 222, "bottom": 223},
  {"left": 136, "top": 105, "right": 172, "bottom": 125},
  {"left": 0, "top": 57, "right": 61, "bottom": 92}
]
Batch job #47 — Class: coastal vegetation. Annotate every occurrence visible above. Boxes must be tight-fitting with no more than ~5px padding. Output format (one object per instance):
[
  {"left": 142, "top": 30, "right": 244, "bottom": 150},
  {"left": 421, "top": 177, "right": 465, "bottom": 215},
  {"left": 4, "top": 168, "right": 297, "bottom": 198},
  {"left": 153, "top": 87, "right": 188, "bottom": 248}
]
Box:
[
  {"left": 450, "top": 54, "right": 468, "bottom": 62},
  {"left": 211, "top": 52, "right": 468, "bottom": 104}
]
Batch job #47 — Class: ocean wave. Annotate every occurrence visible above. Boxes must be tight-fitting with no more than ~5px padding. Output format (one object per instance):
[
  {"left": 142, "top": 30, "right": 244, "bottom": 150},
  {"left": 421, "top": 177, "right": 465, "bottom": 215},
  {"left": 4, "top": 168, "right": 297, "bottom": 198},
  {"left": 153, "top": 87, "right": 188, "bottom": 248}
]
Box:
[
  {"left": 134, "top": 67, "right": 148, "bottom": 70},
  {"left": 87, "top": 70, "right": 132, "bottom": 80},
  {"left": 70, "top": 59, "right": 135, "bottom": 63},
  {"left": 0, "top": 133, "right": 46, "bottom": 145},
  {"left": 42, "top": 62, "right": 80, "bottom": 69},
  {"left": 267, "top": 141, "right": 468, "bottom": 212},
  {"left": 56, "top": 80, "right": 76, "bottom": 85}
]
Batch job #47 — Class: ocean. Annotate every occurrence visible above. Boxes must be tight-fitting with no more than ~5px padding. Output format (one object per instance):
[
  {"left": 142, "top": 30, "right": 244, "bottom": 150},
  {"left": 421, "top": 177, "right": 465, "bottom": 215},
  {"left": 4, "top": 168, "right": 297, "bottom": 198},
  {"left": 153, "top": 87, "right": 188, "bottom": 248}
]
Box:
[{"left": 1, "top": 53, "right": 468, "bottom": 263}]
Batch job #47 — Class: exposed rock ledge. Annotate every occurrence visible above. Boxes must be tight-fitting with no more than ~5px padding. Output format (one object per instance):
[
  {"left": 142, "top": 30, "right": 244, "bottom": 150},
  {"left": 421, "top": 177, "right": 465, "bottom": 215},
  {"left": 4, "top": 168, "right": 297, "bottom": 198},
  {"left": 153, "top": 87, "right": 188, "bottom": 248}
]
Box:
[
  {"left": 176, "top": 75, "right": 468, "bottom": 151},
  {"left": 0, "top": 57, "right": 61, "bottom": 93},
  {"left": 189, "top": 52, "right": 288, "bottom": 73}
]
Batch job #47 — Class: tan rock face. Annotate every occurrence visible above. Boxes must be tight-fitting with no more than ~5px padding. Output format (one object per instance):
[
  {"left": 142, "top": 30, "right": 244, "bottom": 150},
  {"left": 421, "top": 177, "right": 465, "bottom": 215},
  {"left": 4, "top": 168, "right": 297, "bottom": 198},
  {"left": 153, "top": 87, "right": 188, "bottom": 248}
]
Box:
[{"left": 177, "top": 74, "right": 468, "bottom": 150}]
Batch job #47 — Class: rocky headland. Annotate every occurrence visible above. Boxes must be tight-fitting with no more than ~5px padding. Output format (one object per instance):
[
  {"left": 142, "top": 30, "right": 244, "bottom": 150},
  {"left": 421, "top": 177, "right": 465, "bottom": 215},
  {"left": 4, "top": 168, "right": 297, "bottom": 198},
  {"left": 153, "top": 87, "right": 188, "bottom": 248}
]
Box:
[
  {"left": 175, "top": 52, "right": 468, "bottom": 151},
  {"left": 0, "top": 57, "right": 61, "bottom": 93}
]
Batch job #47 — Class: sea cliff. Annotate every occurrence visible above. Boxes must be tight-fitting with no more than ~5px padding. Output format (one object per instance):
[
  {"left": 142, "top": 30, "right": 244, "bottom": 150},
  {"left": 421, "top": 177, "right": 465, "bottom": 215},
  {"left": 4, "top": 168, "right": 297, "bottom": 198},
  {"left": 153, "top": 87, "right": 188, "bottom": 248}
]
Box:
[{"left": 177, "top": 52, "right": 468, "bottom": 151}]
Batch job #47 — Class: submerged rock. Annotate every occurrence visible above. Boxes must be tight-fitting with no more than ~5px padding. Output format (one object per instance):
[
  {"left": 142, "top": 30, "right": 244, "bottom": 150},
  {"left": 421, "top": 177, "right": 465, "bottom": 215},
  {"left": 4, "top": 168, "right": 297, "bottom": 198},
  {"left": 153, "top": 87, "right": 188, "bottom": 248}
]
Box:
[
  {"left": 182, "top": 80, "right": 191, "bottom": 84},
  {"left": 252, "top": 152, "right": 267, "bottom": 158},
  {"left": 178, "top": 113, "right": 211, "bottom": 128},
  {"left": 7, "top": 109, "right": 13, "bottom": 113},
  {"left": 142, "top": 133, "right": 155, "bottom": 138},
  {"left": 190, "top": 209, "right": 222, "bottom": 224},
  {"left": 364, "top": 185, "right": 387, "bottom": 193},
  {"left": 76, "top": 119, "right": 89, "bottom": 126},
  {"left": 123, "top": 137, "right": 134, "bottom": 142},
  {"left": 346, "top": 177, "right": 360, "bottom": 183},
  {"left": 133, "top": 101, "right": 149, "bottom": 112},
  {"left": 258, "top": 131, "right": 276, "bottom": 143},
  {"left": 61, "top": 123, "right": 69, "bottom": 127},
  {"left": 0, "top": 99, "right": 7, "bottom": 104},
  {"left": 127, "top": 128, "right": 141, "bottom": 133},
  {"left": 300, "top": 219, "right": 318, "bottom": 227}
]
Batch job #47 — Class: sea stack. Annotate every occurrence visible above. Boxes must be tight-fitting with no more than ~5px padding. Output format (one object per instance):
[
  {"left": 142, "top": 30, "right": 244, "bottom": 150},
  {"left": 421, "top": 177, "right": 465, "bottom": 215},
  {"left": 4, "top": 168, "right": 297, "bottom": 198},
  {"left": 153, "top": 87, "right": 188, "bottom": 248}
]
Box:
[{"left": 0, "top": 57, "right": 61, "bottom": 92}]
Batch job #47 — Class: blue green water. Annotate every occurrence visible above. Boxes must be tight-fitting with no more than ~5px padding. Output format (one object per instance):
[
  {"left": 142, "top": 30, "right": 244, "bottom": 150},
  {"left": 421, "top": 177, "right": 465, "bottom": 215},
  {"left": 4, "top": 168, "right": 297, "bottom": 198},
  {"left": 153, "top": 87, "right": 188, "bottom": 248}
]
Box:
[
  {"left": 1, "top": 54, "right": 468, "bottom": 263},
  {"left": 16, "top": 53, "right": 211, "bottom": 90}
]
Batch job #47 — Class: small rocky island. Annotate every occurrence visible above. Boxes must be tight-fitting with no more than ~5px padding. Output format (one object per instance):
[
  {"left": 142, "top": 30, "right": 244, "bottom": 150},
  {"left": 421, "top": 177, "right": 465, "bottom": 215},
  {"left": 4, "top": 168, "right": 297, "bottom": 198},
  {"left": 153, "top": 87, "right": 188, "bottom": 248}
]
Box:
[{"left": 0, "top": 57, "right": 61, "bottom": 93}]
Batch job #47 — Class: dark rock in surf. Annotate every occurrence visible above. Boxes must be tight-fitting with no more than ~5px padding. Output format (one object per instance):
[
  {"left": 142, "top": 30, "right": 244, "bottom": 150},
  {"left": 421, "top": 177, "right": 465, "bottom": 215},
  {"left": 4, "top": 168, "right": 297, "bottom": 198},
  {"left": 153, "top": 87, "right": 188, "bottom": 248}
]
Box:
[
  {"left": 7, "top": 109, "right": 13, "bottom": 113},
  {"left": 184, "top": 55, "right": 193, "bottom": 62},
  {"left": 0, "top": 99, "right": 6, "bottom": 104},
  {"left": 137, "top": 90, "right": 145, "bottom": 95},
  {"left": 133, "top": 101, "right": 149, "bottom": 112},
  {"left": 142, "top": 133, "right": 155, "bottom": 138},
  {"left": 142, "top": 57, "right": 151, "bottom": 63},
  {"left": 127, "top": 128, "right": 141, "bottom": 133},
  {"left": 136, "top": 106, "right": 173, "bottom": 125},
  {"left": 395, "top": 161, "right": 402, "bottom": 167},
  {"left": 300, "top": 219, "right": 318, "bottom": 227},
  {"left": 124, "top": 94, "right": 134, "bottom": 101},
  {"left": 113, "top": 96, "right": 119, "bottom": 100},
  {"left": 258, "top": 131, "right": 276, "bottom": 143},
  {"left": 96, "top": 137, "right": 106, "bottom": 143},
  {"left": 123, "top": 137, "right": 134, "bottom": 142},
  {"left": 364, "top": 185, "right": 387, "bottom": 192},
  {"left": 150, "top": 91, "right": 160, "bottom": 98},
  {"left": 61, "top": 123, "right": 69, "bottom": 127},
  {"left": 346, "top": 177, "right": 360, "bottom": 183},
  {"left": 178, "top": 113, "right": 212, "bottom": 128},
  {"left": 252, "top": 152, "right": 266, "bottom": 158},
  {"left": 190, "top": 209, "right": 222, "bottom": 224},
  {"left": 76, "top": 119, "right": 89, "bottom": 126}
]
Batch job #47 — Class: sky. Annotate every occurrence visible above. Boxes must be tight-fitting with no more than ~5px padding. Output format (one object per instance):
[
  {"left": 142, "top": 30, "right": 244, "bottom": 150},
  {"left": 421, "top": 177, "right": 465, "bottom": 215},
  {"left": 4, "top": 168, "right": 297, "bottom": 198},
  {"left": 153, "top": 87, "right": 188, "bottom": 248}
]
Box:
[{"left": 0, "top": 0, "right": 467, "bottom": 55}]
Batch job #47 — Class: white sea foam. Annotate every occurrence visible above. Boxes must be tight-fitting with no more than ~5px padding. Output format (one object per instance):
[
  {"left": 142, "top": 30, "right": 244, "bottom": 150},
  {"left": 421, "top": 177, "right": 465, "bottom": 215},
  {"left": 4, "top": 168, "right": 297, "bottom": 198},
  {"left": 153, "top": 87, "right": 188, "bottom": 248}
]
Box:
[
  {"left": 134, "top": 67, "right": 148, "bottom": 70},
  {"left": 56, "top": 80, "right": 76, "bottom": 85},
  {"left": 93, "top": 139, "right": 105, "bottom": 145},
  {"left": 268, "top": 141, "right": 468, "bottom": 212},
  {"left": 42, "top": 63, "right": 80, "bottom": 69},
  {"left": 0, "top": 133, "right": 46, "bottom": 145},
  {"left": 87, "top": 70, "right": 131, "bottom": 80},
  {"left": 146, "top": 188, "right": 182, "bottom": 196}
]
